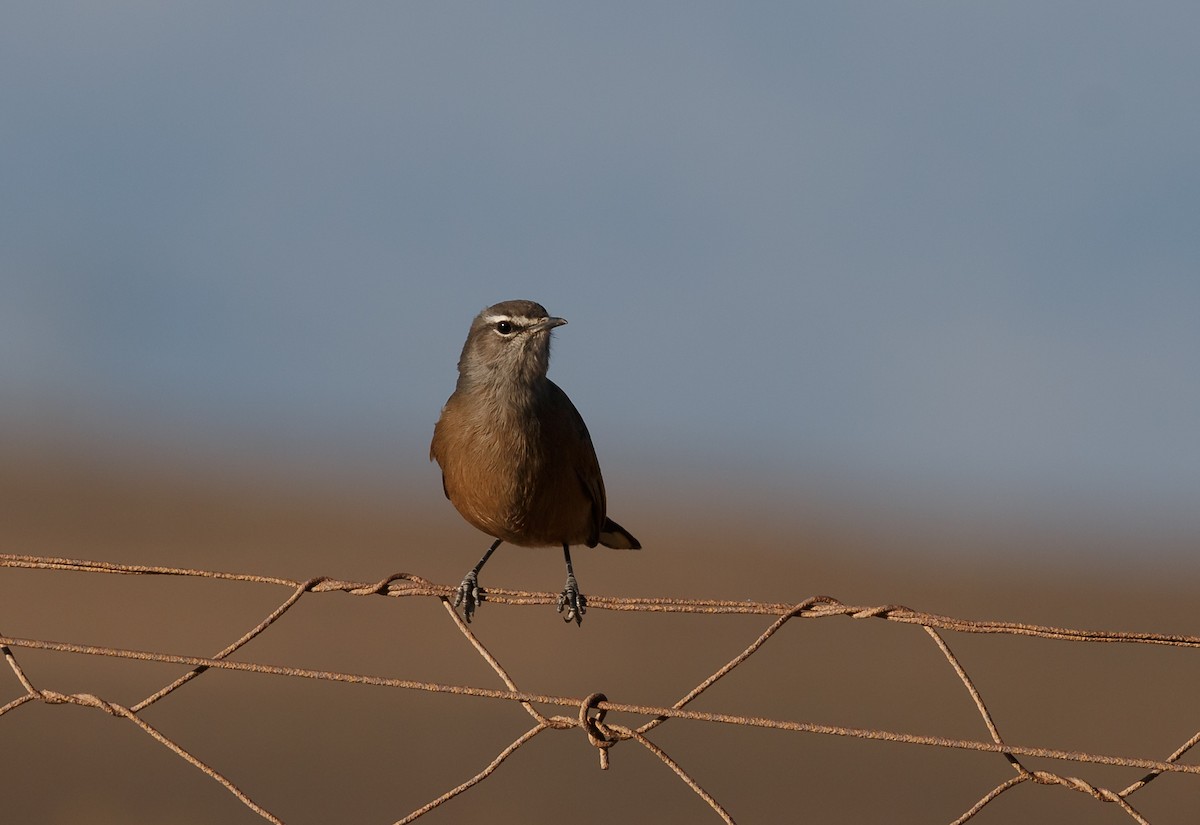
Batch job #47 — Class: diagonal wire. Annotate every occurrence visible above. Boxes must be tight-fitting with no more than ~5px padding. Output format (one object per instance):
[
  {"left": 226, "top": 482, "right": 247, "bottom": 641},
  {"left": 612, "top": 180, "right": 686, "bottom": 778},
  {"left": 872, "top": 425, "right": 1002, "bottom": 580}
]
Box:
[{"left": 394, "top": 720, "right": 554, "bottom": 824}]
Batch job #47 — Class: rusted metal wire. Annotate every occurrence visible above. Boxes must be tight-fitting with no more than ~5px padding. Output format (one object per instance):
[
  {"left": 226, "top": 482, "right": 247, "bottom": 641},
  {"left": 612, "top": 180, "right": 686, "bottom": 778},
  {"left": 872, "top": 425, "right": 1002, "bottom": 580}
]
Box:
[{"left": 1, "top": 552, "right": 1197, "bottom": 824}]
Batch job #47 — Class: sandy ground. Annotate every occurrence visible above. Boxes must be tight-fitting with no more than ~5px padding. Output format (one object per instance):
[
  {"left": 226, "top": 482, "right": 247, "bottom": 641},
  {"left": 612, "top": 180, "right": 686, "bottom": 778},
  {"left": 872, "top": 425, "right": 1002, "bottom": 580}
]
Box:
[{"left": 1, "top": 439, "right": 1197, "bottom": 824}]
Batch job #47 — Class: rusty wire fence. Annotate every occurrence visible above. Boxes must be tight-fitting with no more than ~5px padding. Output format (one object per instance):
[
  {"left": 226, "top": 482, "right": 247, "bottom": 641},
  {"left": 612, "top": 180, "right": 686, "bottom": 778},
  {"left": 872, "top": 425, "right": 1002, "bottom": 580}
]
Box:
[{"left": 1, "top": 552, "right": 1198, "bottom": 824}]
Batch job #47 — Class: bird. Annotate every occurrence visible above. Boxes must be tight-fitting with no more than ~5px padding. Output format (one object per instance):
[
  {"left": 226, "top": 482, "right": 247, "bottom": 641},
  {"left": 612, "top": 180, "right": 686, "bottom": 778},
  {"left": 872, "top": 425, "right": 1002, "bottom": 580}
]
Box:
[{"left": 430, "top": 299, "right": 640, "bottom": 625}]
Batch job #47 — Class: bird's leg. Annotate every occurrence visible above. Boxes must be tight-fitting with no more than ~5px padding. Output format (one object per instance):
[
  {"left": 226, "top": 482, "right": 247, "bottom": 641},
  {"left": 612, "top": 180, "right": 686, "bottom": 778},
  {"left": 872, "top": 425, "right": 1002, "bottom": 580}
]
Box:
[
  {"left": 455, "top": 539, "right": 501, "bottom": 622},
  {"left": 556, "top": 543, "right": 587, "bottom": 626}
]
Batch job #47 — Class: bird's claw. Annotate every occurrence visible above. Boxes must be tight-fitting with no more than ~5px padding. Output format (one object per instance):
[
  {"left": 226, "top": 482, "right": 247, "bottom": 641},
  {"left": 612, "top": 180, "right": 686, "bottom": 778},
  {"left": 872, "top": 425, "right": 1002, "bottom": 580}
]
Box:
[
  {"left": 556, "top": 575, "right": 586, "bottom": 626},
  {"left": 454, "top": 570, "right": 484, "bottom": 622}
]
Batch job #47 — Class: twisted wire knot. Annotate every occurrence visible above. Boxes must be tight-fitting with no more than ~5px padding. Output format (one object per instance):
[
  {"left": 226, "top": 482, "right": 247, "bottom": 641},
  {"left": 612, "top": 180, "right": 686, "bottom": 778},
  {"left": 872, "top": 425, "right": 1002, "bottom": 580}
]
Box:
[
  {"left": 38, "top": 689, "right": 125, "bottom": 717},
  {"left": 306, "top": 572, "right": 438, "bottom": 597},
  {"left": 544, "top": 715, "right": 576, "bottom": 730},
  {"left": 1030, "top": 770, "right": 1126, "bottom": 804},
  {"left": 580, "top": 692, "right": 622, "bottom": 770}
]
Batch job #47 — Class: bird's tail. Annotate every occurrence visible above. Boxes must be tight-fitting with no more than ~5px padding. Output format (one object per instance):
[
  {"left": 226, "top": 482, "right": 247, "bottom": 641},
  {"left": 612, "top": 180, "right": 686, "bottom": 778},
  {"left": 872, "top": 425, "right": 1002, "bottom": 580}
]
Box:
[{"left": 599, "top": 517, "right": 641, "bottom": 550}]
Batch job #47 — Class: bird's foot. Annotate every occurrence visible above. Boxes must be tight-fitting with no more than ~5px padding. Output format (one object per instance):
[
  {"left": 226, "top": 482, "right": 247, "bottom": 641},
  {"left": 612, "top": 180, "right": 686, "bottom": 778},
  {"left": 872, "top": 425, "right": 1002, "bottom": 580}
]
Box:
[
  {"left": 556, "top": 575, "right": 587, "bottom": 626},
  {"left": 454, "top": 570, "right": 484, "bottom": 622}
]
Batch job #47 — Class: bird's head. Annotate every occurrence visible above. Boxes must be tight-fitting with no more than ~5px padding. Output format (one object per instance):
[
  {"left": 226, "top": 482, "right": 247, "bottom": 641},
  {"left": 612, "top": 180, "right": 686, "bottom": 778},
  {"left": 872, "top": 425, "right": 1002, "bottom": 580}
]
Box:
[{"left": 457, "top": 299, "right": 567, "bottom": 389}]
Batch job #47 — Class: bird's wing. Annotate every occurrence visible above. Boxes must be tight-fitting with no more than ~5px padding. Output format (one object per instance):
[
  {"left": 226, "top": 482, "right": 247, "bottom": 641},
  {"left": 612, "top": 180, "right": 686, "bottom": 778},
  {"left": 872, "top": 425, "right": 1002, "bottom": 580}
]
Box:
[{"left": 546, "top": 380, "right": 607, "bottom": 547}]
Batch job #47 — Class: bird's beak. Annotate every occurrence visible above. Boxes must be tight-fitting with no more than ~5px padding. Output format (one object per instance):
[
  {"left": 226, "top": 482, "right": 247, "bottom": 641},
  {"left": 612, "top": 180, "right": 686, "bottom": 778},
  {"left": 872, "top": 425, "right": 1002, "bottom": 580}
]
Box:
[{"left": 532, "top": 316, "right": 567, "bottom": 332}]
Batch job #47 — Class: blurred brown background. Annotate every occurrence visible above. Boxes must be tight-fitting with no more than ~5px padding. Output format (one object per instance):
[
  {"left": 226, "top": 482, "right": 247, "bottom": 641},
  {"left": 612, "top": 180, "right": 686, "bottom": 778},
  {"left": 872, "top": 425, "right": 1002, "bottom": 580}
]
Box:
[
  {"left": 3, "top": 435, "right": 1197, "bottom": 824},
  {"left": 5, "top": 5, "right": 1200, "bottom": 823}
]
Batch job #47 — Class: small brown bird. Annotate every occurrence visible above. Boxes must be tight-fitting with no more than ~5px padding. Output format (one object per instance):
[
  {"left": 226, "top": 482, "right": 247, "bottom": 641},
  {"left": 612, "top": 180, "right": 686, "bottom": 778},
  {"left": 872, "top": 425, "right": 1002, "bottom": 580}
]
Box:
[{"left": 431, "top": 300, "right": 640, "bottom": 625}]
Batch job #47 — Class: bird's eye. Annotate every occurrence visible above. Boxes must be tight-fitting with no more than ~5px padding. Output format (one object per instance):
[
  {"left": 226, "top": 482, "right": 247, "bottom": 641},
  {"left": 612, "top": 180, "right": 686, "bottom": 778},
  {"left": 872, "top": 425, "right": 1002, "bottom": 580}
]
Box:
[{"left": 495, "top": 321, "right": 513, "bottom": 335}]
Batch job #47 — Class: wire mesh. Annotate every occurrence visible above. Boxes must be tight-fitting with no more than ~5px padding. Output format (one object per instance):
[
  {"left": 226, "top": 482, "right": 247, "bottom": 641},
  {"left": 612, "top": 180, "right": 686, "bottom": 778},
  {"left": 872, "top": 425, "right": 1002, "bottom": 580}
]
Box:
[{"left": 2, "top": 552, "right": 1198, "bottom": 824}]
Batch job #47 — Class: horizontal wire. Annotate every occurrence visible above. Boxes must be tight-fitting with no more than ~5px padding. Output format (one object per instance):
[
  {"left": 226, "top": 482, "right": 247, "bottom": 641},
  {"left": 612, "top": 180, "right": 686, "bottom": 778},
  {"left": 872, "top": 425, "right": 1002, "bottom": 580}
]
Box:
[
  {"left": 1, "top": 632, "right": 1196, "bottom": 778},
  {"left": 4, "top": 553, "right": 1200, "bottom": 647}
]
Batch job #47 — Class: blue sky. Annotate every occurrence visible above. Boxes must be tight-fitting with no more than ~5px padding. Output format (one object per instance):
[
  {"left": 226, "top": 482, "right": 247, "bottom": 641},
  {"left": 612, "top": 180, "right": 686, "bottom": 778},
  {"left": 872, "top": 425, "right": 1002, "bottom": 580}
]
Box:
[{"left": 3, "top": 4, "right": 1198, "bottom": 529}]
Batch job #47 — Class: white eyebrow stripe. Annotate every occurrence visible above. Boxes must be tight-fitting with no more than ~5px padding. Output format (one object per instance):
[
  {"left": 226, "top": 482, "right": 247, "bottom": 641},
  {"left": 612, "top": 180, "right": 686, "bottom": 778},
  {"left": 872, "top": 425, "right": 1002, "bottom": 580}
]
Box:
[{"left": 483, "top": 314, "right": 541, "bottom": 325}]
